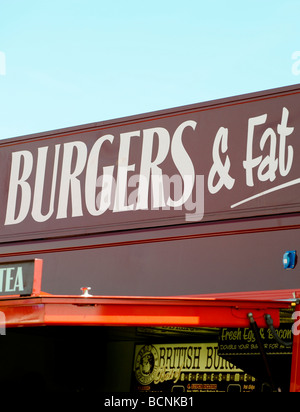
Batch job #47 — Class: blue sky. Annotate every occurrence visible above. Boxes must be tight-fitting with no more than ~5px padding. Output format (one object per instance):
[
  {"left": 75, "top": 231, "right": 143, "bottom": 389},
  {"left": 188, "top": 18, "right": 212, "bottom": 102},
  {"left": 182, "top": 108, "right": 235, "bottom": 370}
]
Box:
[{"left": 0, "top": 0, "right": 300, "bottom": 139}]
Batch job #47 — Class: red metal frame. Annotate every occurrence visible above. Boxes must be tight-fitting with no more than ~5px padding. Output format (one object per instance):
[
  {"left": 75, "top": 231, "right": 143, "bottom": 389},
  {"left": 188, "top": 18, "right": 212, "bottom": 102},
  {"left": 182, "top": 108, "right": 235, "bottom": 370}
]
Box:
[
  {"left": 0, "top": 293, "right": 293, "bottom": 328},
  {"left": 0, "top": 289, "right": 298, "bottom": 391}
]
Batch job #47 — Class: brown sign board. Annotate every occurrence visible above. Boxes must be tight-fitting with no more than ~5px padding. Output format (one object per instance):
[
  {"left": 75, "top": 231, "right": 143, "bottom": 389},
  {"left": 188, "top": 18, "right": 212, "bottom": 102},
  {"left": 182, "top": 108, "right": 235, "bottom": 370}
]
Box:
[
  {"left": 0, "top": 259, "right": 43, "bottom": 296},
  {"left": 0, "top": 85, "right": 299, "bottom": 297},
  {"left": 0, "top": 84, "right": 299, "bottom": 244}
]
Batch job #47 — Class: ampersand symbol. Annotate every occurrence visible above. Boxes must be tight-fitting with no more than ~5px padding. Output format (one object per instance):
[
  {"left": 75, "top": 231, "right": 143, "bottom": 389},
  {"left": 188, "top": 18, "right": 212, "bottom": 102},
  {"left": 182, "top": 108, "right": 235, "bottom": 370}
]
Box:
[{"left": 208, "top": 127, "right": 235, "bottom": 194}]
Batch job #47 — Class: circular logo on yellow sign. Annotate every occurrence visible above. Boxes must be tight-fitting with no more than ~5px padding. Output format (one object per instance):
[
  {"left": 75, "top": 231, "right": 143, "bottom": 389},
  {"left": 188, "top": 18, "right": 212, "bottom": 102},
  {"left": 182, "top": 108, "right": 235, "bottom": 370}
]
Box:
[{"left": 135, "top": 345, "right": 159, "bottom": 385}]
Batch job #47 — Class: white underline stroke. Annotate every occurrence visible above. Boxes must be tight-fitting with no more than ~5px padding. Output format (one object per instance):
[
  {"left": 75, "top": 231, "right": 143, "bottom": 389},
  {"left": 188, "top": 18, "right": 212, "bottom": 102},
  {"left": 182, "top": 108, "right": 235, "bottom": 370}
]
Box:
[{"left": 231, "top": 178, "right": 300, "bottom": 209}]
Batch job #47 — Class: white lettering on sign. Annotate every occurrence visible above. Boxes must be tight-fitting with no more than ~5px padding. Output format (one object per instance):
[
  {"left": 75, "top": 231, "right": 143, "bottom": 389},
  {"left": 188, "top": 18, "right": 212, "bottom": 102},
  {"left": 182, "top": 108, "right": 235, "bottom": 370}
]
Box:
[
  {"left": 2, "top": 105, "right": 299, "bottom": 231},
  {"left": 207, "top": 106, "right": 299, "bottom": 208},
  {"left": 243, "top": 107, "right": 294, "bottom": 186},
  {"left": 207, "top": 127, "right": 235, "bottom": 194},
  {"left": 231, "top": 107, "right": 298, "bottom": 208},
  {"left": 4, "top": 121, "right": 201, "bottom": 225},
  {"left": 0, "top": 267, "right": 24, "bottom": 293}
]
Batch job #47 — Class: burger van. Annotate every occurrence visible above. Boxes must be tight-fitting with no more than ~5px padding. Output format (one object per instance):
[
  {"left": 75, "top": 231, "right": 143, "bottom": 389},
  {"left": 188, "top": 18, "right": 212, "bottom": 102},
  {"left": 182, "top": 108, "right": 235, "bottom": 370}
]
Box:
[{"left": 0, "top": 84, "right": 300, "bottom": 393}]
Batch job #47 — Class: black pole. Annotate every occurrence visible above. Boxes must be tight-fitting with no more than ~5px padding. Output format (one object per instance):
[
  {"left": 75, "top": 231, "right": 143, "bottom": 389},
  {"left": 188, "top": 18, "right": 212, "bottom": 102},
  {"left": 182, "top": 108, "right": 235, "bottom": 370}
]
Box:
[{"left": 248, "top": 313, "right": 278, "bottom": 392}]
